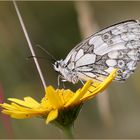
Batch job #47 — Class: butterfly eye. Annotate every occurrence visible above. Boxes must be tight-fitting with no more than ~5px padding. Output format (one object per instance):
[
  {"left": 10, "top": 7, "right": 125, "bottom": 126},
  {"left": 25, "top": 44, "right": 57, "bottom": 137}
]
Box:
[
  {"left": 54, "top": 61, "right": 60, "bottom": 71},
  {"left": 55, "top": 62, "right": 59, "bottom": 68}
]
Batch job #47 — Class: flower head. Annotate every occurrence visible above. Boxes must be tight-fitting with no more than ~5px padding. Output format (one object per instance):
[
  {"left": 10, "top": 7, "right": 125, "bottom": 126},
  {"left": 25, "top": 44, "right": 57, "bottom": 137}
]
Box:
[{"left": 0, "top": 69, "right": 117, "bottom": 127}]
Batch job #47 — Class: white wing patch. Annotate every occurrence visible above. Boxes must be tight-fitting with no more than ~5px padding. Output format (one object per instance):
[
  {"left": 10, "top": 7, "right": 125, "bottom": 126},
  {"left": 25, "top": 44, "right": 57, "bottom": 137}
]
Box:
[
  {"left": 75, "top": 49, "right": 84, "bottom": 61},
  {"left": 106, "top": 59, "right": 117, "bottom": 67},
  {"left": 108, "top": 51, "right": 119, "bottom": 59},
  {"left": 128, "top": 50, "right": 139, "bottom": 60},
  {"left": 89, "top": 36, "right": 104, "bottom": 47},
  {"left": 95, "top": 42, "right": 126, "bottom": 55},
  {"left": 76, "top": 54, "right": 96, "bottom": 67}
]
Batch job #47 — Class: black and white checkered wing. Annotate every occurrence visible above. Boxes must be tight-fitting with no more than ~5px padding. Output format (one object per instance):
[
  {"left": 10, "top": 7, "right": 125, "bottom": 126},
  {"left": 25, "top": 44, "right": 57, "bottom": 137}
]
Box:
[{"left": 64, "top": 20, "right": 140, "bottom": 82}]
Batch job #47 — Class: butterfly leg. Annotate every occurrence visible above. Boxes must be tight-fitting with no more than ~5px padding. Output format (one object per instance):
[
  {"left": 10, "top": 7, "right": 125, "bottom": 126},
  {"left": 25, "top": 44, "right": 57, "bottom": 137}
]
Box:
[
  {"left": 61, "top": 79, "right": 66, "bottom": 89},
  {"left": 79, "top": 79, "right": 85, "bottom": 85},
  {"left": 57, "top": 75, "right": 66, "bottom": 89},
  {"left": 57, "top": 75, "right": 61, "bottom": 88}
]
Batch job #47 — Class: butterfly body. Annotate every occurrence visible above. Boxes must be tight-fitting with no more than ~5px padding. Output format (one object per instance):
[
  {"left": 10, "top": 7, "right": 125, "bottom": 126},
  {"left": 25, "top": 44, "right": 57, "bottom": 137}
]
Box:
[{"left": 54, "top": 20, "right": 140, "bottom": 83}]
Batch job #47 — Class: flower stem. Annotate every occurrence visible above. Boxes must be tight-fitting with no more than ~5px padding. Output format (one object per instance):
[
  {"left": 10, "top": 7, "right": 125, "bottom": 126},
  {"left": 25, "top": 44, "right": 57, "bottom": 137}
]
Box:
[{"left": 61, "top": 125, "right": 74, "bottom": 139}]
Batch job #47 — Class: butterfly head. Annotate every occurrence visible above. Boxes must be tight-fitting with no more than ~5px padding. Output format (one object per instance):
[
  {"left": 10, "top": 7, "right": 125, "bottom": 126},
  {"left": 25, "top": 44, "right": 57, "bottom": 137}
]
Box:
[
  {"left": 54, "top": 60, "right": 62, "bottom": 72},
  {"left": 54, "top": 60, "right": 79, "bottom": 84}
]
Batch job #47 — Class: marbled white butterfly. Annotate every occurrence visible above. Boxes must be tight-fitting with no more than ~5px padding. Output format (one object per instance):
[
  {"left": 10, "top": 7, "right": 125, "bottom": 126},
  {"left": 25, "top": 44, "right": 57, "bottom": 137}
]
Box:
[{"left": 54, "top": 20, "right": 140, "bottom": 84}]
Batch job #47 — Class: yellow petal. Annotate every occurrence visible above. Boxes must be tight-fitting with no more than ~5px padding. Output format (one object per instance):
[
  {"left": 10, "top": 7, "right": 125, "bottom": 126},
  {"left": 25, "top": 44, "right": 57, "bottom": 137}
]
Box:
[
  {"left": 62, "top": 89, "right": 73, "bottom": 103},
  {"left": 64, "top": 80, "right": 92, "bottom": 107},
  {"left": 11, "top": 103, "right": 46, "bottom": 113},
  {"left": 24, "top": 97, "right": 40, "bottom": 108},
  {"left": 2, "top": 110, "right": 36, "bottom": 118},
  {"left": 0, "top": 103, "right": 17, "bottom": 110},
  {"left": 57, "top": 89, "right": 73, "bottom": 105},
  {"left": 10, "top": 103, "right": 33, "bottom": 112},
  {"left": 2, "top": 110, "right": 22, "bottom": 115},
  {"left": 8, "top": 98, "right": 37, "bottom": 108},
  {"left": 81, "top": 69, "right": 117, "bottom": 101},
  {"left": 41, "top": 98, "right": 52, "bottom": 110},
  {"left": 46, "top": 86, "right": 63, "bottom": 109},
  {"left": 11, "top": 113, "right": 36, "bottom": 119},
  {"left": 46, "top": 109, "right": 58, "bottom": 124}
]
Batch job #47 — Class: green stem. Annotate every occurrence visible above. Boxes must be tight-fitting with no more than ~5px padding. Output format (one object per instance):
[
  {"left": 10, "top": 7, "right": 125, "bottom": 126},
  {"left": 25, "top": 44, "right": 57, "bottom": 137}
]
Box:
[{"left": 61, "top": 125, "right": 74, "bottom": 139}]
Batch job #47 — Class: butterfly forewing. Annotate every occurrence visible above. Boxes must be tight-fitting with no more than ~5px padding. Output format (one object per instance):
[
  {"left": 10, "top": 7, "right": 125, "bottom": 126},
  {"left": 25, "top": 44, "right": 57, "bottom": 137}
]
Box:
[{"left": 63, "top": 20, "right": 140, "bottom": 82}]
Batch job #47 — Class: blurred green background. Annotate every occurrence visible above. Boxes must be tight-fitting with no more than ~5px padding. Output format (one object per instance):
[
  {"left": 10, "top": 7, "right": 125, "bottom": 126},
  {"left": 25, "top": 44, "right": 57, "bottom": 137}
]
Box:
[{"left": 0, "top": 1, "right": 140, "bottom": 139}]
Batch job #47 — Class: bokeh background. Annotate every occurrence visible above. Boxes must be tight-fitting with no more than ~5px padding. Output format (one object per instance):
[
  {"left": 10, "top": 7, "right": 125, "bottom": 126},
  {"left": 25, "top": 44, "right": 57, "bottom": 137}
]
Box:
[{"left": 0, "top": 1, "right": 140, "bottom": 139}]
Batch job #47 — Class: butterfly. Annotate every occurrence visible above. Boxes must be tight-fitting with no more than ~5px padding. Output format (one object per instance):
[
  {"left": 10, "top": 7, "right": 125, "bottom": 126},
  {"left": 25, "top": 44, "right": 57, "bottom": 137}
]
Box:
[{"left": 54, "top": 20, "right": 140, "bottom": 84}]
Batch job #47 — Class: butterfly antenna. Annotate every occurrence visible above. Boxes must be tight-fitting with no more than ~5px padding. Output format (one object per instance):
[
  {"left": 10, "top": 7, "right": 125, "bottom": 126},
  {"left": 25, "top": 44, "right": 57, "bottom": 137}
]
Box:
[
  {"left": 26, "top": 55, "right": 52, "bottom": 63},
  {"left": 26, "top": 55, "right": 47, "bottom": 60},
  {"left": 35, "top": 44, "right": 57, "bottom": 62}
]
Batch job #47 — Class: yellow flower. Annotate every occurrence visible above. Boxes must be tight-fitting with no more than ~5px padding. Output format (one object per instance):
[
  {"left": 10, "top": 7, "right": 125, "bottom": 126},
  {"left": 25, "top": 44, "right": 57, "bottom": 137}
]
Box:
[{"left": 0, "top": 69, "right": 117, "bottom": 126}]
